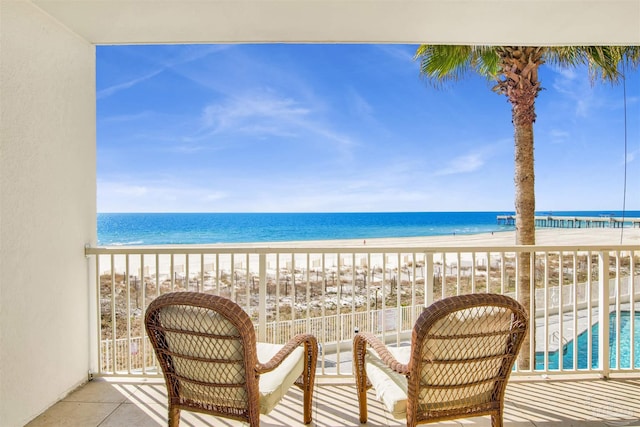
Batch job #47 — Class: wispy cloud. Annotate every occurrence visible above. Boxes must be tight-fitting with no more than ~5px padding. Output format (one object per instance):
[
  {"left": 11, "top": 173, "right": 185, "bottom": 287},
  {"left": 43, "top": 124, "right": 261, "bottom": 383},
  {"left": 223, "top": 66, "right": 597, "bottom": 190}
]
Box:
[
  {"left": 194, "top": 90, "right": 357, "bottom": 154},
  {"left": 546, "top": 63, "right": 630, "bottom": 119},
  {"left": 375, "top": 45, "right": 416, "bottom": 63},
  {"left": 626, "top": 95, "right": 640, "bottom": 106},
  {"left": 97, "top": 69, "right": 163, "bottom": 99},
  {"left": 164, "top": 45, "right": 315, "bottom": 101},
  {"left": 347, "top": 88, "right": 375, "bottom": 121},
  {"left": 203, "top": 191, "right": 227, "bottom": 202},
  {"left": 98, "top": 179, "right": 231, "bottom": 212},
  {"left": 161, "top": 45, "right": 229, "bottom": 68},
  {"left": 98, "top": 45, "right": 227, "bottom": 99},
  {"left": 549, "top": 129, "right": 571, "bottom": 144},
  {"left": 99, "top": 111, "right": 156, "bottom": 123},
  {"left": 549, "top": 65, "right": 595, "bottom": 118},
  {"left": 101, "top": 182, "right": 149, "bottom": 197},
  {"left": 201, "top": 91, "right": 311, "bottom": 133},
  {"left": 624, "top": 148, "right": 640, "bottom": 164},
  {"left": 432, "top": 151, "right": 486, "bottom": 176}
]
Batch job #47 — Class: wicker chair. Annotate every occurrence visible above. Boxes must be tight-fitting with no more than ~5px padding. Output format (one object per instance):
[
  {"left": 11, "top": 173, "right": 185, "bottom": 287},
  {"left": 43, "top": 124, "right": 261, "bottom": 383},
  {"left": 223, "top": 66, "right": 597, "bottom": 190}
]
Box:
[
  {"left": 145, "top": 292, "right": 318, "bottom": 427},
  {"left": 353, "top": 293, "right": 528, "bottom": 427}
]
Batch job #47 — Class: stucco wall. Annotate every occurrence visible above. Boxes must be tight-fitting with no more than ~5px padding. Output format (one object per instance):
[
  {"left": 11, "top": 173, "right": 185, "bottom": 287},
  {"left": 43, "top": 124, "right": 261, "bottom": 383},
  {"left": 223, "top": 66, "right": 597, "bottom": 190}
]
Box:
[{"left": 0, "top": 2, "right": 96, "bottom": 426}]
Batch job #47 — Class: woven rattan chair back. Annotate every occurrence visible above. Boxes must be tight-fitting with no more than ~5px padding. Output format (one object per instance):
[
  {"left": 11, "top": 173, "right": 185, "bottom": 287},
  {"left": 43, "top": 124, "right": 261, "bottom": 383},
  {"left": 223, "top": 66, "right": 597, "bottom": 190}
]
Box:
[
  {"left": 145, "top": 292, "right": 264, "bottom": 426},
  {"left": 408, "top": 293, "right": 528, "bottom": 426},
  {"left": 354, "top": 293, "right": 528, "bottom": 427}
]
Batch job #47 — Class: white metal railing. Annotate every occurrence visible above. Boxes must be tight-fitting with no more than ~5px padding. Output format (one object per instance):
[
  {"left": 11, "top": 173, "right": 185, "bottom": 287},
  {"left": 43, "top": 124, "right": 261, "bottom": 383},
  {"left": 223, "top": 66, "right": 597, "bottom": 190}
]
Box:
[{"left": 85, "top": 244, "right": 640, "bottom": 378}]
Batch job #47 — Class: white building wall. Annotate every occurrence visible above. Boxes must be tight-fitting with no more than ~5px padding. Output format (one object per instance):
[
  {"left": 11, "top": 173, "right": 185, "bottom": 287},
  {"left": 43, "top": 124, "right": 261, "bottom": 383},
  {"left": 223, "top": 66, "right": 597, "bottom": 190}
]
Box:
[{"left": 0, "top": 2, "right": 96, "bottom": 426}]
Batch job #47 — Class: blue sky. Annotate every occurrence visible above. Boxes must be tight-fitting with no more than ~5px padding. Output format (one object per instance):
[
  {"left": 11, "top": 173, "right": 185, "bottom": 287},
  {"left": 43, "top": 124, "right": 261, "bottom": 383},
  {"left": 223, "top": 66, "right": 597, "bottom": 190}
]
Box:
[{"left": 97, "top": 44, "right": 640, "bottom": 213}]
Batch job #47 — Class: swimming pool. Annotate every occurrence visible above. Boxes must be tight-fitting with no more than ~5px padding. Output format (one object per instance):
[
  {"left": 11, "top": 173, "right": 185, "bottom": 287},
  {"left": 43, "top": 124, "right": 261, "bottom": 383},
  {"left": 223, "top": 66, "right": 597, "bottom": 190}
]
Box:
[{"left": 535, "top": 311, "right": 640, "bottom": 370}]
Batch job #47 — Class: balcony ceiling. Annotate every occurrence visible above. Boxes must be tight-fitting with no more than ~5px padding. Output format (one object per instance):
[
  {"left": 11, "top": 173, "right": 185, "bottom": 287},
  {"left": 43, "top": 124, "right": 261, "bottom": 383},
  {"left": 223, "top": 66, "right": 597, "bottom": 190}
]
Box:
[{"left": 30, "top": 0, "right": 640, "bottom": 45}]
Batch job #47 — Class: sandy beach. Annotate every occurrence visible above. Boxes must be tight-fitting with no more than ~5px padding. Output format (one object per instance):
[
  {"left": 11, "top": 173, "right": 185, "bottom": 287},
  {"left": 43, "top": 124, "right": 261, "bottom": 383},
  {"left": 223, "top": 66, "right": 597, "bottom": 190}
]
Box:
[
  {"left": 201, "top": 227, "right": 640, "bottom": 249},
  {"left": 101, "top": 227, "right": 640, "bottom": 276}
]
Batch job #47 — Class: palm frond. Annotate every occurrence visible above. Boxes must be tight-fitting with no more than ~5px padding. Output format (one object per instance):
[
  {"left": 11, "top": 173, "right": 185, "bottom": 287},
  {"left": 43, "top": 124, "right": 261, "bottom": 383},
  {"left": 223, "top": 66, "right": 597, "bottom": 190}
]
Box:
[
  {"left": 416, "top": 44, "right": 640, "bottom": 89},
  {"left": 474, "top": 47, "right": 501, "bottom": 78},
  {"left": 414, "top": 45, "right": 500, "bottom": 88},
  {"left": 585, "top": 46, "right": 624, "bottom": 82},
  {"left": 543, "top": 47, "right": 587, "bottom": 68},
  {"left": 546, "top": 46, "right": 640, "bottom": 84}
]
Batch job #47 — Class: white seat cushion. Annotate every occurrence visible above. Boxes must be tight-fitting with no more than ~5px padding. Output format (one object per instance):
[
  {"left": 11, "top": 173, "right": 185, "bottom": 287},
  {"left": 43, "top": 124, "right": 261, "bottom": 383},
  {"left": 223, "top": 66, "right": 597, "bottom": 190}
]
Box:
[
  {"left": 159, "top": 307, "right": 305, "bottom": 412},
  {"left": 365, "top": 307, "right": 512, "bottom": 419},
  {"left": 257, "top": 342, "right": 305, "bottom": 414},
  {"left": 365, "top": 345, "right": 411, "bottom": 419}
]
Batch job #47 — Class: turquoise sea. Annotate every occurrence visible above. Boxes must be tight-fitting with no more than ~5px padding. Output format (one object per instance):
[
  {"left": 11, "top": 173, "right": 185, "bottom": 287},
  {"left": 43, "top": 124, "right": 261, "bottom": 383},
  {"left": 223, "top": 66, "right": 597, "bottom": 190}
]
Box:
[{"left": 97, "top": 211, "right": 640, "bottom": 246}]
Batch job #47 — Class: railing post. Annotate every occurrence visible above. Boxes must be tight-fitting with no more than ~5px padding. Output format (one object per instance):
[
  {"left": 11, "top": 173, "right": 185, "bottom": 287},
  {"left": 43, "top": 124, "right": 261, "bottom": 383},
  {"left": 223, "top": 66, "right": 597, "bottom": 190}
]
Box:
[
  {"left": 259, "top": 253, "right": 267, "bottom": 342},
  {"left": 599, "top": 251, "right": 610, "bottom": 378},
  {"left": 110, "top": 254, "right": 117, "bottom": 374},
  {"left": 529, "top": 250, "right": 536, "bottom": 372},
  {"left": 86, "top": 247, "right": 99, "bottom": 378},
  {"left": 425, "top": 252, "right": 434, "bottom": 307}
]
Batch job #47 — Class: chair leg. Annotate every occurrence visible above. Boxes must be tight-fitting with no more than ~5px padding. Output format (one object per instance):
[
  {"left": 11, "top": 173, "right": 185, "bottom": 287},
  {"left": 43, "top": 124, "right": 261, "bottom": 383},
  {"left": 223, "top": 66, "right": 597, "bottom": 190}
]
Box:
[
  {"left": 357, "top": 385, "right": 368, "bottom": 424},
  {"left": 302, "top": 339, "right": 318, "bottom": 424},
  {"left": 168, "top": 406, "right": 180, "bottom": 427},
  {"left": 249, "top": 412, "right": 260, "bottom": 427},
  {"left": 353, "top": 337, "right": 368, "bottom": 423},
  {"left": 491, "top": 413, "right": 503, "bottom": 427}
]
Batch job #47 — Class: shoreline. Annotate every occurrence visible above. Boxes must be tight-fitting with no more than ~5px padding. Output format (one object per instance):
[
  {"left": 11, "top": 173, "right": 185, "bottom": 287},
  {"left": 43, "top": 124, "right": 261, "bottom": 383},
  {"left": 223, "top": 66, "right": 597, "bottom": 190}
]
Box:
[
  {"left": 120, "top": 227, "right": 640, "bottom": 249},
  {"left": 99, "top": 227, "right": 640, "bottom": 276}
]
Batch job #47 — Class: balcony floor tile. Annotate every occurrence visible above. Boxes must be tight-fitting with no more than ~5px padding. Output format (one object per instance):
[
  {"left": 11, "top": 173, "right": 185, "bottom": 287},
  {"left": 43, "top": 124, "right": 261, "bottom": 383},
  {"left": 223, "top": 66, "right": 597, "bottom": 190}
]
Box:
[
  {"left": 25, "top": 377, "right": 640, "bottom": 426},
  {"left": 25, "top": 401, "right": 121, "bottom": 427}
]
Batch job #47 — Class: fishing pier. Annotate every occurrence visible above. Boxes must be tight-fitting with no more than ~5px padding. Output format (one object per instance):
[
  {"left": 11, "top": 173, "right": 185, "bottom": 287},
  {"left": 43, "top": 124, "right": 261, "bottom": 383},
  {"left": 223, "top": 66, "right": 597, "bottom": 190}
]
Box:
[{"left": 497, "top": 214, "right": 640, "bottom": 228}]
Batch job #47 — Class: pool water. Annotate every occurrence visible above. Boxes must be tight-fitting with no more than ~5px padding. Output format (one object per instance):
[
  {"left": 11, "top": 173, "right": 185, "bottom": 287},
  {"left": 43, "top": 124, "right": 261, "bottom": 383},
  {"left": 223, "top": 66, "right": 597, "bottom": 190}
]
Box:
[{"left": 535, "top": 311, "right": 640, "bottom": 370}]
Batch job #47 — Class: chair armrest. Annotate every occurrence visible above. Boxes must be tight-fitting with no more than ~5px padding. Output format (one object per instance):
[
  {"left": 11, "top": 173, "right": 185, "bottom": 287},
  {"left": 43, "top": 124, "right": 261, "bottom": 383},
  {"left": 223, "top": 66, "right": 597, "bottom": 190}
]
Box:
[
  {"left": 256, "top": 333, "right": 318, "bottom": 374},
  {"left": 354, "top": 332, "right": 409, "bottom": 375}
]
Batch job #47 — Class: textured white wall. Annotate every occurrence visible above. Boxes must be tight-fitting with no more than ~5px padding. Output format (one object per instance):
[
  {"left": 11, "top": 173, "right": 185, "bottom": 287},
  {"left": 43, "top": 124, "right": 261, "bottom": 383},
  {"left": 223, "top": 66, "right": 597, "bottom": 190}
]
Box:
[{"left": 0, "top": 2, "right": 96, "bottom": 426}]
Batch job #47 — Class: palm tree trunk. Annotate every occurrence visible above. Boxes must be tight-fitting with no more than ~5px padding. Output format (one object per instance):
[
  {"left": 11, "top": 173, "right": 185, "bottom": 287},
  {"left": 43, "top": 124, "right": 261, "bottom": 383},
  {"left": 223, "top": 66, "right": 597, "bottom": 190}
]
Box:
[
  {"left": 514, "top": 122, "right": 535, "bottom": 246},
  {"left": 514, "top": 113, "right": 535, "bottom": 370},
  {"left": 498, "top": 46, "right": 539, "bottom": 370}
]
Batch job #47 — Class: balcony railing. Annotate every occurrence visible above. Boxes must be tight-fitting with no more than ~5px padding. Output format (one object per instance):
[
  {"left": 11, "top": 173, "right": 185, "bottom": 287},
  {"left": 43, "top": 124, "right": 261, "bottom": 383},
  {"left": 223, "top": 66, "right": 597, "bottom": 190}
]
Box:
[{"left": 85, "top": 244, "right": 640, "bottom": 379}]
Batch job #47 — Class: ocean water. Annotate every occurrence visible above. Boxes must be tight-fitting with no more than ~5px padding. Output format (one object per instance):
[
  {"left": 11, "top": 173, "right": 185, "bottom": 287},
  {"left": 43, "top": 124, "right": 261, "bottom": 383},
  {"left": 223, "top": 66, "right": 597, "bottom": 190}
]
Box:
[{"left": 97, "top": 210, "right": 639, "bottom": 246}]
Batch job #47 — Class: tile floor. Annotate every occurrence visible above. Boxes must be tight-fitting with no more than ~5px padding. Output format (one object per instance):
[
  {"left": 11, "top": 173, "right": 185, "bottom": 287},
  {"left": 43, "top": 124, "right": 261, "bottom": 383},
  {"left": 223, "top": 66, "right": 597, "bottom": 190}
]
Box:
[{"left": 26, "top": 376, "right": 640, "bottom": 426}]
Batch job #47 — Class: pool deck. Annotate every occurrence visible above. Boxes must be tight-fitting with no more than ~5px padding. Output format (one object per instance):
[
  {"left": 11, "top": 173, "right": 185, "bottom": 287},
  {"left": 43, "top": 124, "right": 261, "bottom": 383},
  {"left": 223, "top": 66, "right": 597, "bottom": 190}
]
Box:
[{"left": 26, "top": 375, "right": 640, "bottom": 426}]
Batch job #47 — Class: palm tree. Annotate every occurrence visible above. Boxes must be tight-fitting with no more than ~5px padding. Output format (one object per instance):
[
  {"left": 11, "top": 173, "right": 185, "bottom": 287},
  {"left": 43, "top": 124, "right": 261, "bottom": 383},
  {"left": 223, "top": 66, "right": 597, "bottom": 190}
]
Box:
[{"left": 415, "top": 45, "right": 640, "bottom": 369}]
